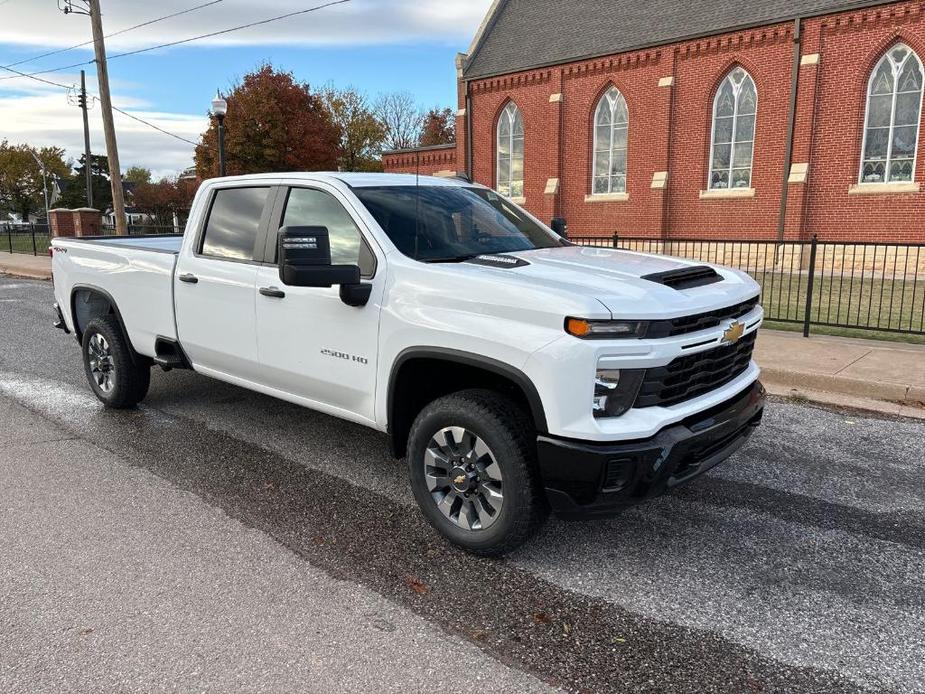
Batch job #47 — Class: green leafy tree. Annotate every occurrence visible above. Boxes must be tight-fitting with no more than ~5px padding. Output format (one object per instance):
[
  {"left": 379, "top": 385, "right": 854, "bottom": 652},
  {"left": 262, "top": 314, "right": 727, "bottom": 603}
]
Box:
[
  {"left": 194, "top": 64, "right": 341, "bottom": 178},
  {"left": 419, "top": 107, "right": 456, "bottom": 147},
  {"left": 0, "top": 140, "right": 69, "bottom": 221},
  {"left": 58, "top": 154, "right": 113, "bottom": 211},
  {"left": 124, "top": 166, "right": 152, "bottom": 185},
  {"left": 321, "top": 86, "right": 387, "bottom": 172}
]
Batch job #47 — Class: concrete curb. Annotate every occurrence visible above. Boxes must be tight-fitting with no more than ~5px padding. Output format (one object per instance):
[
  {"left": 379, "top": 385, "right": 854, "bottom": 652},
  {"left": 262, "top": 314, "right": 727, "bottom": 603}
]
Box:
[
  {"left": 760, "top": 366, "right": 924, "bottom": 408},
  {"left": 764, "top": 382, "right": 925, "bottom": 420},
  {"left": 0, "top": 268, "right": 52, "bottom": 280}
]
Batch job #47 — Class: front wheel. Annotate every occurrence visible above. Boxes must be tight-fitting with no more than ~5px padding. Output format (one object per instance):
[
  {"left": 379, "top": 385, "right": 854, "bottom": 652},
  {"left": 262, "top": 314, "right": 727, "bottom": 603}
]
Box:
[
  {"left": 81, "top": 315, "right": 150, "bottom": 409},
  {"left": 407, "top": 389, "right": 548, "bottom": 556}
]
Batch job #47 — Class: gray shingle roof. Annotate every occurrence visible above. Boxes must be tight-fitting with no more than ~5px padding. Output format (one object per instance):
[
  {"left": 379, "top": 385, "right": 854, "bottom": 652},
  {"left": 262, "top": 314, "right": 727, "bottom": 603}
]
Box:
[{"left": 464, "top": 0, "right": 898, "bottom": 79}]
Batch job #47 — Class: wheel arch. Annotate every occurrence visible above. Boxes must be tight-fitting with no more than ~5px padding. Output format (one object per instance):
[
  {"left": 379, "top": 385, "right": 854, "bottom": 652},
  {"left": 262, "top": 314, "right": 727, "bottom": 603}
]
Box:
[
  {"left": 387, "top": 347, "right": 547, "bottom": 459},
  {"left": 69, "top": 284, "right": 141, "bottom": 362}
]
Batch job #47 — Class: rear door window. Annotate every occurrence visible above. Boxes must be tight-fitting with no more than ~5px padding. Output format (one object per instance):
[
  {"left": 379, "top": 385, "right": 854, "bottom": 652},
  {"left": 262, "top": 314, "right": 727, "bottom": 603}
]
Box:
[{"left": 200, "top": 187, "right": 271, "bottom": 261}]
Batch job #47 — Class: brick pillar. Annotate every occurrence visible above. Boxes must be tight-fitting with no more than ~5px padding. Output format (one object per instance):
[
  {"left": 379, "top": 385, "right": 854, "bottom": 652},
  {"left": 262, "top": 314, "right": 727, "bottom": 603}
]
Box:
[
  {"left": 48, "top": 209, "right": 75, "bottom": 237},
  {"left": 72, "top": 208, "right": 101, "bottom": 237},
  {"left": 455, "top": 53, "right": 470, "bottom": 180},
  {"left": 544, "top": 70, "right": 564, "bottom": 224},
  {"left": 785, "top": 24, "right": 823, "bottom": 240},
  {"left": 655, "top": 54, "right": 677, "bottom": 239}
]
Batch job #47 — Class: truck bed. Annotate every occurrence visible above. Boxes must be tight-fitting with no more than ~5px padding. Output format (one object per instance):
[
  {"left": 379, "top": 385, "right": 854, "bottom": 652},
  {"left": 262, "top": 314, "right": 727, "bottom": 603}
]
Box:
[
  {"left": 52, "top": 235, "right": 182, "bottom": 357},
  {"left": 66, "top": 234, "right": 184, "bottom": 254}
]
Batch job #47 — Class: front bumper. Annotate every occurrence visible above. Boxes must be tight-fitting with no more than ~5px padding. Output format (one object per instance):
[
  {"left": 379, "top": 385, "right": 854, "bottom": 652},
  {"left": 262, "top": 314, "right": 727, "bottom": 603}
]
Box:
[{"left": 537, "top": 381, "right": 765, "bottom": 519}]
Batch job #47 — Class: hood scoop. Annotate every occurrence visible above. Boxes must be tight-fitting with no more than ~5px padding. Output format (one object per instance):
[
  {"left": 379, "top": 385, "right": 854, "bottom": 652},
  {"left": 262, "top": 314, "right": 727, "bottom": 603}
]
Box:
[{"left": 641, "top": 265, "right": 722, "bottom": 290}]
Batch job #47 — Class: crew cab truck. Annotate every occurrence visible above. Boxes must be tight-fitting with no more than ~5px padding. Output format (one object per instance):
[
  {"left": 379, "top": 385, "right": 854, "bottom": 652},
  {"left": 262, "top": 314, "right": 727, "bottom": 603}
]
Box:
[{"left": 52, "top": 173, "right": 766, "bottom": 555}]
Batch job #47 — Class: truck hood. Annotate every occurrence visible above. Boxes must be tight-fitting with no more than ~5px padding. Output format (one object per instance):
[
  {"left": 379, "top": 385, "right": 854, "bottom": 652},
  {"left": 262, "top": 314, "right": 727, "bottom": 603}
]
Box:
[{"left": 466, "top": 245, "right": 760, "bottom": 319}]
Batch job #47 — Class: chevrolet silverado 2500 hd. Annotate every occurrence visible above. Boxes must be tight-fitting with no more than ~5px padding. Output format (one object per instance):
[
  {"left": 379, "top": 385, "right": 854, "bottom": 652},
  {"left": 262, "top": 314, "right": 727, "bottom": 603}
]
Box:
[{"left": 52, "top": 173, "right": 765, "bottom": 555}]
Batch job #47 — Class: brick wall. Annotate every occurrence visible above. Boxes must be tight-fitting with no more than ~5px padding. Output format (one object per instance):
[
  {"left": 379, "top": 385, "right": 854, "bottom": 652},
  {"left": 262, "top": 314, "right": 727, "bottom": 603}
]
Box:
[
  {"left": 381, "top": 145, "right": 457, "bottom": 177},
  {"left": 392, "top": 0, "right": 925, "bottom": 242}
]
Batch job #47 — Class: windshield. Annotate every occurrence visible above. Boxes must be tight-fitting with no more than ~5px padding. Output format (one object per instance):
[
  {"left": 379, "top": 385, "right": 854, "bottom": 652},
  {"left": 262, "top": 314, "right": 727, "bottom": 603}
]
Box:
[{"left": 351, "top": 186, "right": 564, "bottom": 262}]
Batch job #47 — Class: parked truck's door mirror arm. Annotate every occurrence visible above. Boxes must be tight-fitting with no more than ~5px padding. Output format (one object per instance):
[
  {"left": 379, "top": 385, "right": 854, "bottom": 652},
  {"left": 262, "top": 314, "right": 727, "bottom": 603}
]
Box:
[{"left": 277, "top": 226, "right": 371, "bottom": 307}]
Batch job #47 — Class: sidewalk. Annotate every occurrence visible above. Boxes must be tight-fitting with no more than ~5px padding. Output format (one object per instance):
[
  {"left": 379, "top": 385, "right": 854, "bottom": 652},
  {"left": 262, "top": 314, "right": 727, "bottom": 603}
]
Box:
[
  {"left": 0, "top": 251, "right": 51, "bottom": 280},
  {"left": 1, "top": 251, "right": 922, "bottom": 418},
  {"left": 756, "top": 330, "right": 925, "bottom": 418}
]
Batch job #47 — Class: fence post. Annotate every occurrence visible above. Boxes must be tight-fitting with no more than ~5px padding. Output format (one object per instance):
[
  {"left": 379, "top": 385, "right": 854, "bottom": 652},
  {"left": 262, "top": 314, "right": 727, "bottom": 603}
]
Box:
[
  {"left": 31, "top": 224, "right": 37, "bottom": 255},
  {"left": 6, "top": 226, "right": 11, "bottom": 254},
  {"left": 612, "top": 233, "right": 619, "bottom": 249},
  {"left": 802, "top": 234, "right": 818, "bottom": 338}
]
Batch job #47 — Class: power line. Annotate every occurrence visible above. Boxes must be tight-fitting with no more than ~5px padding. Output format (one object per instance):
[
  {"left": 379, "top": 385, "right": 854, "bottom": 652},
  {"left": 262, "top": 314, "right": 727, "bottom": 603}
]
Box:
[
  {"left": 0, "top": 0, "right": 352, "bottom": 148},
  {"left": 0, "top": 0, "right": 351, "bottom": 81},
  {"left": 0, "top": 0, "right": 225, "bottom": 71},
  {"left": 0, "top": 63, "right": 73, "bottom": 89},
  {"left": 107, "top": 101, "right": 199, "bottom": 146},
  {"left": 2, "top": 62, "right": 200, "bottom": 148},
  {"left": 110, "top": 0, "right": 351, "bottom": 60}
]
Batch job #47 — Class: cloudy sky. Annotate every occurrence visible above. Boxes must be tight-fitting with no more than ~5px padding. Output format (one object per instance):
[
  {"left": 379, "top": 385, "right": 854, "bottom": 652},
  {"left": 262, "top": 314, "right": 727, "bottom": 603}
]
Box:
[{"left": 0, "top": 0, "right": 491, "bottom": 177}]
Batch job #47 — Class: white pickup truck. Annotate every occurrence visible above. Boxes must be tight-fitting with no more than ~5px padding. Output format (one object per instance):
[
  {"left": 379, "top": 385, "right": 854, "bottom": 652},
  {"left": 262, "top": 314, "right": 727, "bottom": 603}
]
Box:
[{"left": 52, "top": 173, "right": 765, "bottom": 555}]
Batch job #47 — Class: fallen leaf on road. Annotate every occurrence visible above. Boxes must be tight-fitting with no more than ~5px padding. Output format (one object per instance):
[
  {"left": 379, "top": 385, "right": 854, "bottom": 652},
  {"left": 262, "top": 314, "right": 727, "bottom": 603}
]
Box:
[{"left": 404, "top": 575, "right": 428, "bottom": 594}]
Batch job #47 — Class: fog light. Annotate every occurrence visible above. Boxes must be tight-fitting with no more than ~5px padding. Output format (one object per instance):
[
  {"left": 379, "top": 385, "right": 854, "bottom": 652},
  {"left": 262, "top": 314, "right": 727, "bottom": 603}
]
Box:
[{"left": 593, "top": 368, "right": 646, "bottom": 418}]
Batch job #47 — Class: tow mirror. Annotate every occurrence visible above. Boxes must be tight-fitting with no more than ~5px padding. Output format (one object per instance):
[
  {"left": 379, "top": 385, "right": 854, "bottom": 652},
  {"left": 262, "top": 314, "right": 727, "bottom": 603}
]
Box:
[
  {"left": 277, "top": 226, "right": 372, "bottom": 307},
  {"left": 278, "top": 226, "right": 359, "bottom": 288}
]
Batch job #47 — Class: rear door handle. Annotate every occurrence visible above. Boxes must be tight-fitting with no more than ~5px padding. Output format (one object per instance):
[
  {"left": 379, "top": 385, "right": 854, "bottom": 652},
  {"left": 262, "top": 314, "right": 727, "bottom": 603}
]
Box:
[
  {"left": 259, "top": 286, "right": 286, "bottom": 299},
  {"left": 178, "top": 273, "right": 198, "bottom": 284}
]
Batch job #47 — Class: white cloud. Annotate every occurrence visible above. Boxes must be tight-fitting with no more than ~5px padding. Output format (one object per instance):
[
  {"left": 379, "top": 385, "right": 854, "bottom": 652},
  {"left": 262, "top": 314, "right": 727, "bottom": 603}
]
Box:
[
  {"left": 0, "top": 0, "right": 493, "bottom": 177},
  {"left": 0, "top": 0, "right": 492, "bottom": 51},
  {"left": 0, "top": 78, "right": 204, "bottom": 177}
]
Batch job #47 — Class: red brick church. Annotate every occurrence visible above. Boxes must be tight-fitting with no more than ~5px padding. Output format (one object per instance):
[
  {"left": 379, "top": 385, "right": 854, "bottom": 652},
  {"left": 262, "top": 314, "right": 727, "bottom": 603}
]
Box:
[{"left": 382, "top": 0, "right": 925, "bottom": 242}]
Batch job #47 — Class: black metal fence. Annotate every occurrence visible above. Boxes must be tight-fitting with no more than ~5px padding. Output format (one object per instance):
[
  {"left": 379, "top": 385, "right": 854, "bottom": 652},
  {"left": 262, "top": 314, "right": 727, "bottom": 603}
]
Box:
[
  {"left": 101, "top": 224, "right": 182, "bottom": 236},
  {"left": 571, "top": 235, "right": 925, "bottom": 337},
  {"left": 1, "top": 223, "right": 182, "bottom": 257},
  {"left": 1, "top": 224, "right": 51, "bottom": 256},
  {"left": 4, "top": 222, "right": 922, "bottom": 337}
]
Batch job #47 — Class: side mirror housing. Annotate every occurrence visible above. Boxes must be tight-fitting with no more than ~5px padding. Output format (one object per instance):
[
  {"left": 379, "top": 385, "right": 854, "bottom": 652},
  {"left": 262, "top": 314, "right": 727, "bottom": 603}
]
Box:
[
  {"left": 278, "top": 226, "right": 360, "bottom": 288},
  {"left": 551, "top": 217, "right": 568, "bottom": 239}
]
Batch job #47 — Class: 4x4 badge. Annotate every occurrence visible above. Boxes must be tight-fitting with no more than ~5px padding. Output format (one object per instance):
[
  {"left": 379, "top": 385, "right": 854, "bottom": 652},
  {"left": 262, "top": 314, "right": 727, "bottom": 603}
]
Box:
[{"left": 723, "top": 321, "right": 745, "bottom": 344}]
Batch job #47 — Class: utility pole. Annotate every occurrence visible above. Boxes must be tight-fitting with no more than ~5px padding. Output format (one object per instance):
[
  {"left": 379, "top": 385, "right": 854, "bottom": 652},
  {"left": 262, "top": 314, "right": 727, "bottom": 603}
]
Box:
[
  {"left": 78, "top": 70, "right": 93, "bottom": 208},
  {"left": 87, "top": 0, "right": 127, "bottom": 234}
]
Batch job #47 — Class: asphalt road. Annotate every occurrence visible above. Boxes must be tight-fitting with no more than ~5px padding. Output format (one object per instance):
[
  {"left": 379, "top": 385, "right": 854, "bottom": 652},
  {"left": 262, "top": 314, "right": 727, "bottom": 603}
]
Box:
[{"left": 1, "top": 276, "right": 923, "bottom": 693}]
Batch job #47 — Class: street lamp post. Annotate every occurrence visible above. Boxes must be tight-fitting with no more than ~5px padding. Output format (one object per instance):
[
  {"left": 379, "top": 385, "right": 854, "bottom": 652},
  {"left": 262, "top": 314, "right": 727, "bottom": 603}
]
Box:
[
  {"left": 29, "top": 150, "right": 50, "bottom": 227},
  {"left": 210, "top": 91, "right": 228, "bottom": 177}
]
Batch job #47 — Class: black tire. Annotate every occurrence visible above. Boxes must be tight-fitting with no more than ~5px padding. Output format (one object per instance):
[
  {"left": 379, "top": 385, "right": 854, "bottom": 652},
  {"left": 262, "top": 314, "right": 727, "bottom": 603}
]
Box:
[
  {"left": 407, "top": 389, "right": 548, "bottom": 556},
  {"left": 81, "top": 315, "right": 150, "bottom": 409}
]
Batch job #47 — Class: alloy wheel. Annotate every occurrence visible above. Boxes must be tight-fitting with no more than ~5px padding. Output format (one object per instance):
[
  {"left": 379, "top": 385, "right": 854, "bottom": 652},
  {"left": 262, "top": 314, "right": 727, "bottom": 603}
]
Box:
[
  {"left": 424, "top": 426, "right": 504, "bottom": 531},
  {"left": 87, "top": 333, "right": 115, "bottom": 393}
]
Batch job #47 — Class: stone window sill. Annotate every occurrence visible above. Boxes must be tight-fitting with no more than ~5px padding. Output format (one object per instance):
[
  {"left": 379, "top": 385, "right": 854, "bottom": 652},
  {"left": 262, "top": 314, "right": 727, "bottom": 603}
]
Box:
[
  {"left": 584, "top": 193, "right": 629, "bottom": 203},
  {"left": 509, "top": 196, "right": 526, "bottom": 205},
  {"left": 848, "top": 182, "right": 920, "bottom": 195},
  {"left": 699, "top": 188, "right": 755, "bottom": 200}
]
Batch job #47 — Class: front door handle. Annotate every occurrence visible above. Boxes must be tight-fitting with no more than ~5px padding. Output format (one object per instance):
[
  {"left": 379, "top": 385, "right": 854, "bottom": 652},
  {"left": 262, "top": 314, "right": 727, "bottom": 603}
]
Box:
[
  {"left": 178, "top": 273, "right": 198, "bottom": 284},
  {"left": 259, "top": 286, "right": 286, "bottom": 299}
]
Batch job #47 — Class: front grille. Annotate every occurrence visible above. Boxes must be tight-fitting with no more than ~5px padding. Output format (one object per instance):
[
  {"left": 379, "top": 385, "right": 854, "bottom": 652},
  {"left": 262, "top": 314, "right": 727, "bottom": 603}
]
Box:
[
  {"left": 646, "top": 295, "right": 760, "bottom": 338},
  {"left": 635, "top": 331, "right": 757, "bottom": 408}
]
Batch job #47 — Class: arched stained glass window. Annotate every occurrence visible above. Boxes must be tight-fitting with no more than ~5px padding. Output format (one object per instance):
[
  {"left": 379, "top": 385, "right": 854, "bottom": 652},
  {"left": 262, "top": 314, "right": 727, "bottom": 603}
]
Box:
[
  {"left": 860, "top": 44, "right": 923, "bottom": 184},
  {"left": 592, "top": 87, "right": 629, "bottom": 195},
  {"left": 709, "top": 67, "right": 757, "bottom": 190},
  {"left": 496, "top": 102, "right": 524, "bottom": 197}
]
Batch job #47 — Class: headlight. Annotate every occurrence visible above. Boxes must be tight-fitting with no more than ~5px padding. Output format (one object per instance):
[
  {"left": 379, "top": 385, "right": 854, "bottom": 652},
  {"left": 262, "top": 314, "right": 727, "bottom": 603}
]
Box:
[
  {"left": 566, "top": 317, "right": 647, "bottom": 339},
  {"left": 593, "top": 367, "right": 645, "bottom": 418}
]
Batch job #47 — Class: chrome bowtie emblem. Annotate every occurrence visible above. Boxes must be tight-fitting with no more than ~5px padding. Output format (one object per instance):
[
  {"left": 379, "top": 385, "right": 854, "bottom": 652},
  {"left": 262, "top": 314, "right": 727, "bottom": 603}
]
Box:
[
  {"left": 454, "top": 475, "right": 467, "bottom": 485},
  {"left": 723, "top": 321, "right": 745, "bottom": 344}
]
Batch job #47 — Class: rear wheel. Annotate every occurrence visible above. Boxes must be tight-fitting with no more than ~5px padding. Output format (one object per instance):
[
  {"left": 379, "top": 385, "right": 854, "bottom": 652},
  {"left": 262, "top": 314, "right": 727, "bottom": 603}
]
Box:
[
  {"left": 82, "top": 315, "right": 150, "bottom": 409},
  {"left": 407, "top": 389, "right": 548, "bottom": 556}
]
